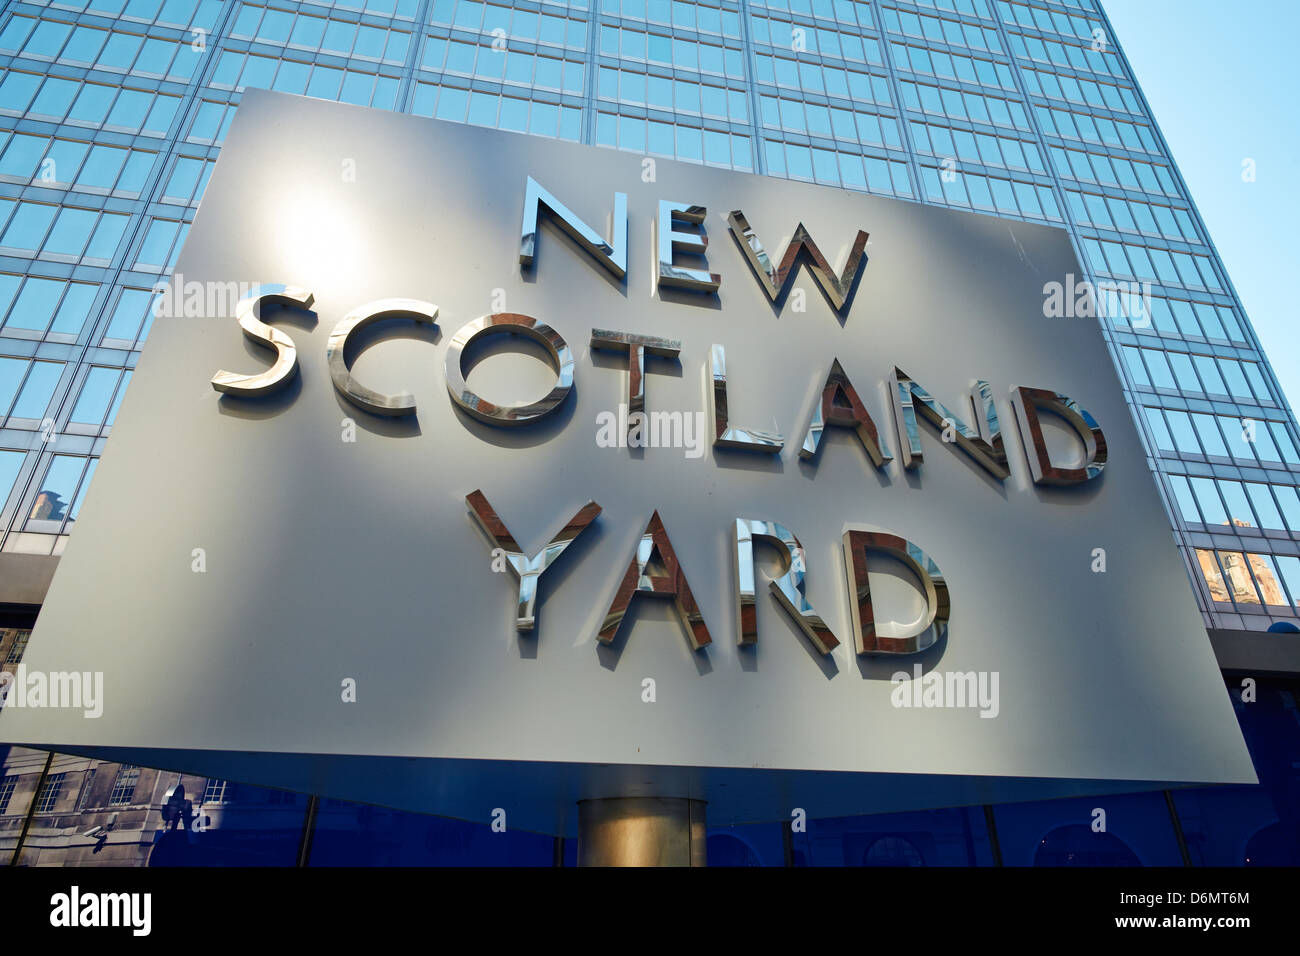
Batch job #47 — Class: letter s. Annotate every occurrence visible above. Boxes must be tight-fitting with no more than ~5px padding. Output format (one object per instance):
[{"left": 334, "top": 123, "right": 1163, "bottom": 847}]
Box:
[{"left": 211, "top": 284, "right": 314, "bottom": 397}]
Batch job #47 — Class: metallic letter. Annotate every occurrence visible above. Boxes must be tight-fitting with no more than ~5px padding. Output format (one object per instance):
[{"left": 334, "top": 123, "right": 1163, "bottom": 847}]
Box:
[
  {"left": 466, "top": 490, "right": 601, "bottom": 631},
  {"left": 842, "top": 530, "right": 949, "bottom": 655},
  {"left": 445, "top": 313, "right": 574, "bottom": 426},
  {"left": 211, "top": 284, "right": 313, "bottom": 397},
  {"left": 734, "top": 518, "right": 839, "bottom": 655},
  {"left": 726, "top": 210, "right": 868, "bottom": 313},
  {"left": 1010, "top": 386, "right": 1108, "bottom": 485},
  {"left": 658, "top": 201, "right": 720, "bottom": 293},
  {"left": 599, "top": 511, "right": 712, "bottom": 650},
  {"left": 799, "top": 359, "right": 892, "bottom": 468},
  {"left": 326, "top": 298, "right": 438, "bottom": 417},
  {"left": 519, "top": 176, "right": 627, "bottom": 279},
  {"left": 590, "top": 329, "right": 681, "bottom": 420},
  {"left": 709, "top": 344, "right": 783, "bottom": 453},
  {"left": 890, "top": 368, "right": 1008, "bottom": 479}
]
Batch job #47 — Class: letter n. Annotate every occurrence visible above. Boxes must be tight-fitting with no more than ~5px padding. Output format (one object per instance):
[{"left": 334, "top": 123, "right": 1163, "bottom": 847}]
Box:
[{"left": 519, "top": 176, "right": 627, "bottom": 279}]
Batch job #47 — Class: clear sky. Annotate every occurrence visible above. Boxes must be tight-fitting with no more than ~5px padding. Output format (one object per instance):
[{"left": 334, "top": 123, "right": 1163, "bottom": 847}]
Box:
[{"left": 1103, "top": 0, "right": 1299, "bottom": 412}]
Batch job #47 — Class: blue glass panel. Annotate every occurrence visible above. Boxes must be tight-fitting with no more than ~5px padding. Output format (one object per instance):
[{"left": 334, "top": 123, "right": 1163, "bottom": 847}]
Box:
[
  {"left": 993, "top": 791, "right": 1183, "bottom": 866},
  {"left": 309, "top": 804, "right": 553, "bottom": 865},
  {"left": 790, "top": 806, "right": 993, "bottom": 866}
]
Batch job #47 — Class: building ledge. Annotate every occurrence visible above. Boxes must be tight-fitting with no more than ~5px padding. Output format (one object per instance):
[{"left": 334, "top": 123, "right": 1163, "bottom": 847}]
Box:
[
  {"left": 1208, "top": 626, "right": 1300, "bottom": 677},
  {"left": 0, "top": 552, "right": 59, "bottom": 613}
]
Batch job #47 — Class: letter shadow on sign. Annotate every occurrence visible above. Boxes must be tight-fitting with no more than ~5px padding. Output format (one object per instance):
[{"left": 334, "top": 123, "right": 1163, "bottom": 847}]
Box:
[
  {"left": 711, "top": 445, "right": 786, "bottom": 475},
  {"left": 855, "top": 631, "right": 947, "bottom": 682},
  {"left": 897, "top": 433, "right": 1010, "bottom": 501},
  {"left": 520, "top": 219, "right": 628, "bottom": 299},
  {"left": 449, "top": 332, "right": 577, "bottom": 448},
  {"left": 214, "top": 302, "right": 316, "bottom": 421},
  {"left": 794, "top": 431, "right": 894, "bottom": 491},
  {"left": 329, "top": 317, "right": 442, "bottom": 439},
  {"left": 596, "top": 597, "right": 713, "bottom": 677},
  {"left": 657, "top": 283, "right": 722, "bottom": 310}
]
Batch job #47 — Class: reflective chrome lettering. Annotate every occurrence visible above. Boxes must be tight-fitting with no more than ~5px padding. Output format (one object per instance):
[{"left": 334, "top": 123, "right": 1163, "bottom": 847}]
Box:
[
  {"left": 326, "top": 298, "right": 438, "bottom": 417},
  {"left": 599, "top": 511, "right": 712, "bottom": 650},
  {"left": 890, "top": 368, "right": 1008, "bottom": 479},
  {"left": 1010, "top": 386, "right": 1107, "bottom": 485},
  {"left": 519, "top": 176, "right": 627, "bottom": 279},
  {"left": 590, "top": 329, "right": 681, "bottom": 421},
  {"left": 798, "top": 358, "right": 892, "bottom": 468},
  {"left": 842, "top": 529, "right": 949, "bottom": 655},
  {"left": 726, "top": 210, "right": 868, "bottom": 314},
  {"left": 734, "top": 518, "right": 839, "bottom": 655},
  {"left": 445, "top": 313, "right": 574, "bottom": 426},
  {"left": 657, "top": 201, "right": 720, "bottom": 293},
  {"left": 211, "top": 284, "right": 314, "bottom": 397},
  {"left": 466, "top": 489, "right": 601, "bottom": 631},
  {"left": 708, "top": 344, "right": 783, "bottom": 453}
]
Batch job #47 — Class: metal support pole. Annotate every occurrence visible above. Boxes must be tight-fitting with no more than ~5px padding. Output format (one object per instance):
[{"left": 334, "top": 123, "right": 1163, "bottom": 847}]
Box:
[{"left": 577, "top": 797, "right": 707, "bottom": 867}]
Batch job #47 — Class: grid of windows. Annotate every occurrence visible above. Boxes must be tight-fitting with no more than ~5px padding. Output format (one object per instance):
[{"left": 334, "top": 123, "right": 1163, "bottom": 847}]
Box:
[
  {"left": 1, "top": 15, "right": 206, "bottom": 80},
  {"left": 0, "top": 774, "right": 16, "bottom": 813},
  {"left": 1195, "top": 548, "right": 1300, "bottom": 612},
  {"left": 0, "top": 0, "right": 1294, "bottom": 628}
]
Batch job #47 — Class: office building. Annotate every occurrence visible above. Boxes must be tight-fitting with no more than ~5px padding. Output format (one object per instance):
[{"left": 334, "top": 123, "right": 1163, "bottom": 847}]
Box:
[{"left": 0, "top": 0, "right": 1296, "bottom": 865}]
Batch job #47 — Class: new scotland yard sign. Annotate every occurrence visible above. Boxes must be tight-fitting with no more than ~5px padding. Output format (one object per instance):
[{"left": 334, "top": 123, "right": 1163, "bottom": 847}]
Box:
[{"left": 0, "top": 90, "right": 1254, "bottom": 833}]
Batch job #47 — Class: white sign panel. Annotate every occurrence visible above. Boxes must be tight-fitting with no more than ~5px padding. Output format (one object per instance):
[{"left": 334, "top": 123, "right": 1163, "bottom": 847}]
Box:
[{"left": 0, "top": 91, "right": 1255, "bottom": 830}]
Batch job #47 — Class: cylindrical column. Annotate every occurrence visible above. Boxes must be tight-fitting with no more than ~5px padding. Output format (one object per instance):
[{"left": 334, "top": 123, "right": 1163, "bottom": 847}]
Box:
[{"left": 577, "top": 797, "right": 707, "bottom": 867}]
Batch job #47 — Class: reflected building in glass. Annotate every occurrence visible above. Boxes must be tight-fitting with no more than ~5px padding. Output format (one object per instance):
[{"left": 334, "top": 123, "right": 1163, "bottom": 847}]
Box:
[{"left": 0, "top": 0, "right": 1297, "bottom": 865}]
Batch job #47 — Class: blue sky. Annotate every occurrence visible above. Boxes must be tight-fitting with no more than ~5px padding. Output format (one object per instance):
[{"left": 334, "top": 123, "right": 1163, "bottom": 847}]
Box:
[{"left": 1104, "top": 0, "right": 1298, "bottom": 411}]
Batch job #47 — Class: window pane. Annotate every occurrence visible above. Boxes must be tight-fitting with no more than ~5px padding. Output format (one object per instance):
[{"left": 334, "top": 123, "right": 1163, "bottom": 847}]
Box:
[
  {"left": 1217, "top": 551, "right": 1260, "bottom": 605},
  {"left": 11, "top": 360, "right": 62, "bottom": 419},
  {"left": 0, "top": 449, "right": 25, "bottom": 505},
  {"left": 1244, "top": 484, "right": 1285, "bottom": 531},
  {"left": 30, "top": 455, "right": 86, "bottom": 522},
  {"left": 70, "top": 367, "right": 120, "bottom": 425}
]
